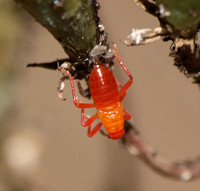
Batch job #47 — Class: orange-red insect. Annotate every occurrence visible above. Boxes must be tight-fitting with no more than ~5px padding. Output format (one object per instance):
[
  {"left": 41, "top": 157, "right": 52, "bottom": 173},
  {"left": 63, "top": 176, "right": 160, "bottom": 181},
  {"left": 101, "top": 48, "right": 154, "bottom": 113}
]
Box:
[{"left": 59, "top": 43, "right": 133, "bottom": 139}]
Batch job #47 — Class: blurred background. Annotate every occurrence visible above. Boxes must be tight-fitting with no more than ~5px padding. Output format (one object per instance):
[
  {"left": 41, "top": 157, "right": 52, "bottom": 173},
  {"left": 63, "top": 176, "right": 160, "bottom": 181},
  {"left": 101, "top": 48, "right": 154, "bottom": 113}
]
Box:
[{"left": 1, "top": 0, "right": 200, "bottom": 190}]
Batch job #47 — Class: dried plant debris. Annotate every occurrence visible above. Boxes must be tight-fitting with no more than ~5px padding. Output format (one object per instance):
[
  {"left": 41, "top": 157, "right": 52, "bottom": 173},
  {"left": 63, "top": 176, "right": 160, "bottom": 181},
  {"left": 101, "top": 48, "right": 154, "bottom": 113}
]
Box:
[
  {"left": 124, "top": 0, "right": 200, "bottom": 82},
  {"left": 131, "top": 0, "right": 200, "bottom": 40},
  {"left": 123, "top": 27, "right": 167, "bottom": 46},
  {"left": 125, "top": 0, "right": 200, "bottom": 45}
]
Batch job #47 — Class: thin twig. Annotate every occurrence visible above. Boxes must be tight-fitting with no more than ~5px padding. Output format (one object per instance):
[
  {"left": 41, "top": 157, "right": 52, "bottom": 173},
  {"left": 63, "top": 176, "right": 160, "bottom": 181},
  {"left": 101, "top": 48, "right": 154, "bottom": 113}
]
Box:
[{"left": 122, "top": 121, "right": 200, "bottom": 181}]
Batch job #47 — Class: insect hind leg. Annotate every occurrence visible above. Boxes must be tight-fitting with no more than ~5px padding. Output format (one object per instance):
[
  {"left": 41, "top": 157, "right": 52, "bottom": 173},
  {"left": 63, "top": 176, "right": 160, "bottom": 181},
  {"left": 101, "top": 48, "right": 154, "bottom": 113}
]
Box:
[
  {"left": 123, "top": 109, "right": 132, "bottom": 120},
  {"left": 88, "top": 122, "right": 103, "bottom": 137},
  {"left": 81, "top": 109, "right": 105, "bottom": 137},
  {"left": 81, "top": 108, "right": 98, "bottom": 127}
]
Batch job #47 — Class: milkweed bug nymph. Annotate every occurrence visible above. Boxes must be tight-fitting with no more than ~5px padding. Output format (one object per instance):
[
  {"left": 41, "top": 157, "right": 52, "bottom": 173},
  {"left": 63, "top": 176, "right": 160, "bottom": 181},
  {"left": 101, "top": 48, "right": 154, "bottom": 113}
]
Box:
[{"left": 58, "top": 43, "right": 133, "bottom": 139}]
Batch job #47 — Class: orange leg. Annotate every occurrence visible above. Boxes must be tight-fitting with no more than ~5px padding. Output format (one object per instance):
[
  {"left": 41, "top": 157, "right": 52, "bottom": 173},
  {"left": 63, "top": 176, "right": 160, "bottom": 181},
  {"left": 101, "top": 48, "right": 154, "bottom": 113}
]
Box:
[
  {"left": 116, "top": 80, "right": 127, "bottom": 101},
  {"left": 81, "top": 108, "right": 98, "bottom": 127},
  {"left": 81, "top": 108, "right": 102, "bottom": 137},
  {"left": 123, "top": 109, "right": 132, "bottom": 120},
  {"left": 59, "top": 67, "right": 95, "bottom": 108},
  {"left": 113, "top": 43, "right": 133, "bottom": 101},
  {"left": 116, "top": 80, "right": 123, "bottom": 89},
  {"left": 88, "top": 122, "right": 103, "bottom": 137}
]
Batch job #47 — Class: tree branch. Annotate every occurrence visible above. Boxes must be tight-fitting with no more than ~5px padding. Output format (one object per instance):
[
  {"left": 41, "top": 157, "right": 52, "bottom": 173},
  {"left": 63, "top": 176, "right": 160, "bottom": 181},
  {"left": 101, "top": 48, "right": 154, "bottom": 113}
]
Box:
[
  {"left": 122, "top": 121, "right": 200, "bottom": 181},
  {"left": 15, "top": 0, "right": 100, "bottom": 61},
  {"left": 124, "top": 0, "right": 200, "bottom": 85},
  {"left": 135, "top": 0, "right": 158, "bottom": 17}
]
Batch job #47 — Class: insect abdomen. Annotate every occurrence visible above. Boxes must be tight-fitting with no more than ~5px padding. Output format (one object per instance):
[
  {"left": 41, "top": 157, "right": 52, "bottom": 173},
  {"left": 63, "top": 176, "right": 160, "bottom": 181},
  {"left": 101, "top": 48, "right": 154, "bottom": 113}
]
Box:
[
  {"left": 97, "top": 102, "right": 124, "bottom": 139},
  {"left": 89, "top": 64, "right": 120, "bottom": 108}
]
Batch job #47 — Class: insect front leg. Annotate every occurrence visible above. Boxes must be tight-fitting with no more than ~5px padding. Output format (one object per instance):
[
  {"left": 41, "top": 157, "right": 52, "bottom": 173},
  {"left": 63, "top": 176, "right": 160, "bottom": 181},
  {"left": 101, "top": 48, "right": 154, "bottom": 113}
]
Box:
[
  {"left": 113, "top": 43, "right": 133, "bottom": 101},
  {"left": 59, "top": 66, "right": 95, "bottom": 108}
]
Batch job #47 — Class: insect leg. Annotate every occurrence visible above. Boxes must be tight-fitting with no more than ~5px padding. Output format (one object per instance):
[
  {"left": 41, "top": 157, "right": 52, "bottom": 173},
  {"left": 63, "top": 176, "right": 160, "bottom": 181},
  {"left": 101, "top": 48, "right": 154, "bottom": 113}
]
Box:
[
  {"left": 116, "top": 80, "right": 128, "bottom": 100},
  {"left": 123, "top": 109, "right": 132, "bottom": 120},
  {"left": 59, "top": 66, "right": 95, "bottom": 108},
  {"left": 116, "top": 80, "right": 123, "bottom": 89},
  {"left": 81, "top": 108, "right": 98, "bottom": 127},
  {"left": 81, "top": 109, "right": 103, "bottom": 137},
  {"left": 113, "top": 43, "right": 133, "bottom": 100},
  {"left": 88, "top": 122, "right": 103, "bottom": 137}
]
